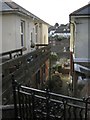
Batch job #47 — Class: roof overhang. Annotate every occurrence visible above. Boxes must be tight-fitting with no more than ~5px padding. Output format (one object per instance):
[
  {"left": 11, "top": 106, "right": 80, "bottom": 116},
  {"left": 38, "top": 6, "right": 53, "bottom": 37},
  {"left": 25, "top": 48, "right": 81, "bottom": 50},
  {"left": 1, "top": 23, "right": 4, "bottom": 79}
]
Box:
[
  {"left": 1, "top": 1, "right": 51, "bottom": 26},
  {"left": 74, "top": 63, "right": 90, "bottom": 76}
]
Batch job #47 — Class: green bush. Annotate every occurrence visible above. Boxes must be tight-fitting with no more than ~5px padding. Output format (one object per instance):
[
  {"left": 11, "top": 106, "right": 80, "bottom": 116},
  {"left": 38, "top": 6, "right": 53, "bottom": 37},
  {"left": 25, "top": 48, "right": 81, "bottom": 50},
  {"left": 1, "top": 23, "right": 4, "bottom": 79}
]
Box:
[
  {"left": 45, "top": 73, "right": 63, "bottom": 93},
  {"left": 51, "top": 52, "right": 58, "bottom": 61}
]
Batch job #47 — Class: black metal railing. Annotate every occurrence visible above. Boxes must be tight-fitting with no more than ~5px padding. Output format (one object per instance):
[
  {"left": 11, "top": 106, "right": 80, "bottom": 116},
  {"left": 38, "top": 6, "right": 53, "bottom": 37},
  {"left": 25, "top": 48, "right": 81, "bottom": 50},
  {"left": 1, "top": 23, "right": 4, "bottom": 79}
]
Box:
[
  {"left": 0, "top": 48, "right": 24, "bottom": 61},
  {"left": 12, "top": 77, "right": 90, "bottom": 120}
]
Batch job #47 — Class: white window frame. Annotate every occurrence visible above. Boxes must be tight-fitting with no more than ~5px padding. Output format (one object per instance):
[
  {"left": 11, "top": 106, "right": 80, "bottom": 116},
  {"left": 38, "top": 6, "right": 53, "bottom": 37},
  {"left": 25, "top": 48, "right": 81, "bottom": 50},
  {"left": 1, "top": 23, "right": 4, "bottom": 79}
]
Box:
[{"left": 20, "top": 20, "right": 25, "bottom": 47}]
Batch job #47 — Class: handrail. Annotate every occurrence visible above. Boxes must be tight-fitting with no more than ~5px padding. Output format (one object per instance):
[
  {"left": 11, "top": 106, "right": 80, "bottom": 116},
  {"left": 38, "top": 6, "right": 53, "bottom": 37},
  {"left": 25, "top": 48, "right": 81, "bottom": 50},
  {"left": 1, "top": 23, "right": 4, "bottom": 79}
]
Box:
[
  {"left": 0, "top": 48, "right": 23, "bottom": 60},
  {"left": 2, "top": 44, "right": 51, "bottom": 105},
  {"left": 12, "top": 78, "right": 90, "bottom": 120}
]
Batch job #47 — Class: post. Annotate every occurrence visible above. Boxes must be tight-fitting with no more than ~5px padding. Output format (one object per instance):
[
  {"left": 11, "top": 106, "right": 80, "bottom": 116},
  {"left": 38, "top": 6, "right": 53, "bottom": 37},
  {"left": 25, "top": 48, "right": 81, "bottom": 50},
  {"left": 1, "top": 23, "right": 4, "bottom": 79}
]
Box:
[
  {"left": 49, "top": 44, "right": 51, "bottom": 91},
  {"left": 31, "top": 91, "right": 35, "bottom": 120},
  {"left": 12, "top": 75, "right": 18, "bottom": 119},
  {"left": 46, "top": 88, "right": 50, "bottom": 120},
  {"left": 85, "top": 97, "right": 90, "bottom": 120},
  {"left": 63, "top": 99, "right": 67, "bottom": 120},
  {"left": 73, "top": 71, "right": 78, "bottom": 97}
]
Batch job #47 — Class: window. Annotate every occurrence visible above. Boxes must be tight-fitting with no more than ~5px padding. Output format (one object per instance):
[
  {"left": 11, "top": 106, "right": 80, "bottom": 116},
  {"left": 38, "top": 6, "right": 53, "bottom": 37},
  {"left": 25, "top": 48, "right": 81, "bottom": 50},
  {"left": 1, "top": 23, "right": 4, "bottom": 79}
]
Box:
[
  {"left": 35, "top": 25, "right": 38, "bottom": 43},
  {"left": 31, "top": 32, "right": 33, "bottom": 43},
  {"left": 20, "top": 20, "right": 25, "bottom": 46}
]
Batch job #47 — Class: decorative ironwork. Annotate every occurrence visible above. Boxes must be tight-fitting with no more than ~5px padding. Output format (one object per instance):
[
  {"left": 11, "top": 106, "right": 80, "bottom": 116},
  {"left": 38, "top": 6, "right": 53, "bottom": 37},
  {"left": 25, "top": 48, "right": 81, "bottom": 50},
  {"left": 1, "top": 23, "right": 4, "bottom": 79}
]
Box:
[{"left": 12, "top": 77, "right": 90, "bottom": 120}]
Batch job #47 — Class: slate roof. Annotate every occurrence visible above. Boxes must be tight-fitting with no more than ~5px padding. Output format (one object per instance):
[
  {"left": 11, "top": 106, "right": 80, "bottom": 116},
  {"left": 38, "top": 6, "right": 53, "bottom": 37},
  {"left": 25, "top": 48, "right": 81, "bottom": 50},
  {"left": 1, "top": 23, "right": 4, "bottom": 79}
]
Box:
[
  {"left": 1, "top": 1, "right": 50, "bottom": 26},
  {"left": 48, "top": 26, "right": 56, "bottom": 33},
  {"left": 54, "top": 28, "right": 70, "bottom": 34},
  {"left": 48, "top": 24, "right": 70, "bottom": 34},
  {"left": 70, "top": 3, "right": 90, "bottom": 16}
]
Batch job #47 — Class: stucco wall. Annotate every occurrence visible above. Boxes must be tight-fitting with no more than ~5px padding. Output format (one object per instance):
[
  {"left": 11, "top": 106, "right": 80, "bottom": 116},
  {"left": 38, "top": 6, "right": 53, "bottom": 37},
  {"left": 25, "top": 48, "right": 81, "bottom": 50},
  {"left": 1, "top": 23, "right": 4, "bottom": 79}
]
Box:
[
  {"left": 2, "top": 13, "right": 49, "bottom": 54},
  {"left": 2, "top": 14, "right": 16, "bottom": 52},
  {"left": 70, "top": 17, "right": 90, "bottom": 60},
  {"left": 2, "top": 14, "right": 35, "bottom": 53},
  {"left": 41, "top": 24, "right": 48, "bottom": 44},
  {"left": 75, "top": 18, "right": 89, "bottom": 59}
]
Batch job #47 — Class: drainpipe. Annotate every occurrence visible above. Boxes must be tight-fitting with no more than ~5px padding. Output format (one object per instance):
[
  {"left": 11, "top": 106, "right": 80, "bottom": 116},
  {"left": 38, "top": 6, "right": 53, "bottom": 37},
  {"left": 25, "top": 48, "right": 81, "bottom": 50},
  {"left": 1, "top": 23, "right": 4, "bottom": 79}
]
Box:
[
  {"left": 69, "top": 21, "right": 75, "bottom": 75},
  {"left": 69, "top": 17, "right": 78, "bottom": 97}
]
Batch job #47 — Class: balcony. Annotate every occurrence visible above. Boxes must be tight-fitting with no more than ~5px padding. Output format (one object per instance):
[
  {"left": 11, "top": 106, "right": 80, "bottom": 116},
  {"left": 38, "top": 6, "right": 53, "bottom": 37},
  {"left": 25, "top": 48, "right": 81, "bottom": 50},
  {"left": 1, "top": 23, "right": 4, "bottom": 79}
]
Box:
[{"left": 1, "top": 78, "right": 90, "bottom": 120}]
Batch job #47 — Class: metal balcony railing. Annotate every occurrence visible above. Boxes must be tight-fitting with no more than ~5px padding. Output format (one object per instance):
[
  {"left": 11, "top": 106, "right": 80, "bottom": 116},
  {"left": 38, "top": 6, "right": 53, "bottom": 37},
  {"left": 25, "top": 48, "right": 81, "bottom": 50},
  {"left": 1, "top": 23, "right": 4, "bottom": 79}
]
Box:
[{"left": 12, "top": 77, "right": 90, "bottom": 120}]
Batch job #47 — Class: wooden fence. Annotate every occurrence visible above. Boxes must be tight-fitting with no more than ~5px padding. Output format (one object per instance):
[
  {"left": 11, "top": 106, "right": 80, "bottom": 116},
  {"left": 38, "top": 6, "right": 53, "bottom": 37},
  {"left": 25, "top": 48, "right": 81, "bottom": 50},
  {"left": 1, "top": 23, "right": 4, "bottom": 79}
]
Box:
[{"left": 1, "top": 45, "right": 51, "bottom": 105}]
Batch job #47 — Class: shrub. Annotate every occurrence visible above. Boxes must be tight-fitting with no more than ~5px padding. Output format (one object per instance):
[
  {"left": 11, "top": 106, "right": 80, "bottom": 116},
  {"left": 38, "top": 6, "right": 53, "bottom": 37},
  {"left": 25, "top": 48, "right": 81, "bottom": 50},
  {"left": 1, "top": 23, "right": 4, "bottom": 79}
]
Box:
[
  {"left": 45, "top": 73, "right": 63, "bottom": 93},
  {"left": 51, "top": 52, "right": 58, "bottom": 61}
]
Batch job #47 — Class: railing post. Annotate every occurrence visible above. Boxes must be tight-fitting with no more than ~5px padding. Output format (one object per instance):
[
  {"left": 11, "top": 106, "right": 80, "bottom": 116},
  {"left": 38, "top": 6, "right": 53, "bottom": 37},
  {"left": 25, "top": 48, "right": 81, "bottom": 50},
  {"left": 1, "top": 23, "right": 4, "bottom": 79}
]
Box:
[
  {"left": 84, "top": 97, "right": 90, "bottom": 120},
  {"left": 63, "top": 99, "right": 67, "bottom": 120},
  {"left": 17, "top": 83, "right": 22, "bottom": 120},
  {"left": 49, "top": 44, "right": 52, "bottom": 91},
  {"left": 31, "top": 91, "right": 35, "bottom": 120},
  {"left": 12, "top": 75, "right": 18, "bottom": 120},
  {"left": 46, "top": 88, "right": 50, "bottom": 120}
]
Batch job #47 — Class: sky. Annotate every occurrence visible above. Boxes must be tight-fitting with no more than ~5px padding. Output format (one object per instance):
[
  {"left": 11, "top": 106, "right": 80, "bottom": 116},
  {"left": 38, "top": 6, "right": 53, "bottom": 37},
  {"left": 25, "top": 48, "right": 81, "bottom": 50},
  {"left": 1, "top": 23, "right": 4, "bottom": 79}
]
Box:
[{"left": 13, "top": 0, "right": 90, "bottom": 26}]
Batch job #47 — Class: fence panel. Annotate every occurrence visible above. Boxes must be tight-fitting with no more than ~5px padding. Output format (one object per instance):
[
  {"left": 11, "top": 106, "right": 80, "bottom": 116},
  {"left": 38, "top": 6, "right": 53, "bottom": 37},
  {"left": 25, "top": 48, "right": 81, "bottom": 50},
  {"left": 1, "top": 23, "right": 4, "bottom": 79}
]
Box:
[{"left": 2, "top": 45, "right": 51, "bottom": 105}]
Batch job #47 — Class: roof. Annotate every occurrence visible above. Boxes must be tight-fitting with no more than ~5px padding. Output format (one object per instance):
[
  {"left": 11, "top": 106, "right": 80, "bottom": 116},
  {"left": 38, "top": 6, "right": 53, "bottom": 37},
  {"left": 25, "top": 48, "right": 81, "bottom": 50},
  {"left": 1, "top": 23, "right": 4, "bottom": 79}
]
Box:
[
  {"left": 48, "top": 24, "right": 70, "bottom": 34},
  {"left": 48, "top": 26, "right": 56, "bottom": 32},
  {"left": 54, "top": 27, "right": 70, "bottom": 34},
  {"left": 74, "top": 64, "right": 90, "bottom": 76},
  {"left": 70, "top": 3, "right": 90, "bottom": 16},
  {"left": 54, "top": 25, "right": 70, "bottom": 33},
  {"left": 1, "top": 1, "right": 50, "bottom": 26}
]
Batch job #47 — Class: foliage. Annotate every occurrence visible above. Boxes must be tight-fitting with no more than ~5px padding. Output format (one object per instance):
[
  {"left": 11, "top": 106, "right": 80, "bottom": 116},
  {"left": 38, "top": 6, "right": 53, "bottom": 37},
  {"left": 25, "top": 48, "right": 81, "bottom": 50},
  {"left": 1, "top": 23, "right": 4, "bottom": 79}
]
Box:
[
  {"left": 50, "top": 52, "right": 58, "bottom": 61},
  {"left": 45, "top": 73, "right": 63, "bottom": 93}
]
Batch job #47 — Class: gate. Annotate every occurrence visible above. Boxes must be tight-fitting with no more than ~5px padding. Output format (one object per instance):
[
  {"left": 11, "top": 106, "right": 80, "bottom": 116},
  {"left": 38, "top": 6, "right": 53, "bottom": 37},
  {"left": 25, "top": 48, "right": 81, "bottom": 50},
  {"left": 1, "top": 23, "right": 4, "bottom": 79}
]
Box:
[{"left": 12, "top": 77, "right": 90, "bottom": 120}]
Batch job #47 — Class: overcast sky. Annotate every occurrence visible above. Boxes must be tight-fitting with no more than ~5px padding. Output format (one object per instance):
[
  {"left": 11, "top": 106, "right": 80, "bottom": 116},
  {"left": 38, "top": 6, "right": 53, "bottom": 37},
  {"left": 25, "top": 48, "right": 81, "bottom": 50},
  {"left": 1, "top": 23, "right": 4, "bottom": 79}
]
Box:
[{"left": 13, "top": 0, "right": 90, "bottom": 25}]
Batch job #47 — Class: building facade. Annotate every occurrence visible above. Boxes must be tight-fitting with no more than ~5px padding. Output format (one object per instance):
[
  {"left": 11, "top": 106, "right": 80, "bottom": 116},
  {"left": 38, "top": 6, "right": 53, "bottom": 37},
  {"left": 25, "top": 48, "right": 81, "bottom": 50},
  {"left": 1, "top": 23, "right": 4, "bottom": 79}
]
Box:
[
  {"left": 70, "top": 3, "right": 90, "bottom": 97},
  {"left": 1, "top": 1, "right": 51, "bottom": 105},
  {"left": 1, "top": 1, "right": 49, "bottom": 54}
]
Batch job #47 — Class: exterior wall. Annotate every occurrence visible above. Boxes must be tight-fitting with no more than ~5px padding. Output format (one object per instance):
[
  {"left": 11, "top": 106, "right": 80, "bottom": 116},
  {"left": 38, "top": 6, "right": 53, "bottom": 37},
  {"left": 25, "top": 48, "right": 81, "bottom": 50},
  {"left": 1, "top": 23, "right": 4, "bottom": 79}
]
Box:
[
  {"left": 2, "top": 14, "right": 16, "bottom": 53},
  {"left": 41, "top": 24, "right": 48, "bottom": 44},
  {"left": 2, "top": 13, "right": 49, "bottom": 53},
  {"left": 2, "top": 14, "right": 37, "bottom": 54},
  {"left": 70, "top": 16, "right": 90, "bottom": 97},
  {"left": 0, "top": 15, "right": 2, "bottom": 53},
  {"left": 70, "top": 16, "right": 89, "bottom": 60},
  {"left": 75, "top": 18, "right": 89, "bottom": 59}
]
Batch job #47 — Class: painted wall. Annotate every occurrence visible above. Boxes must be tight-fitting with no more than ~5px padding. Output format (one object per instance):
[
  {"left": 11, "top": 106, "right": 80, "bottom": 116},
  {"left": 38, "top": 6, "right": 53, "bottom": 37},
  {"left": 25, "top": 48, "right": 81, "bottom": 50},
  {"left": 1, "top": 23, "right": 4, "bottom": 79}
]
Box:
[
  {"left": 70, "top": 17, "right": 89, "bottom": 60},
  {"left": 41, "top": 24, "right": 48, "bottom": 44},
  {"left": 2, "top": 14, "right": 16, "bottom": 52},
  {"left": 2, "top": 13, "right": 49, "bottom": 53},
  {"left": 0, "top": 15, "right": 2, "bottom": 54}
]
